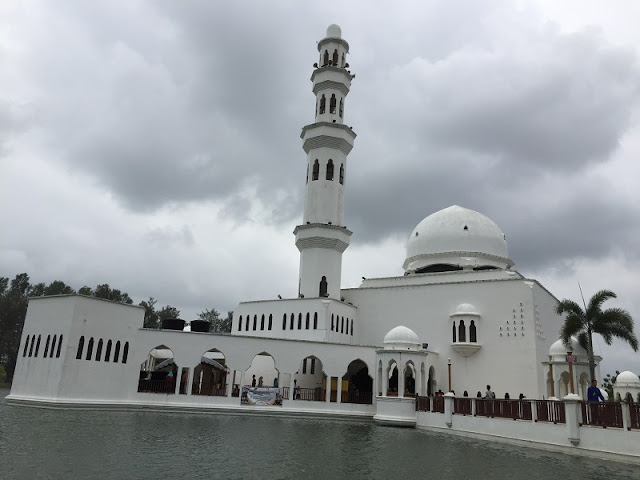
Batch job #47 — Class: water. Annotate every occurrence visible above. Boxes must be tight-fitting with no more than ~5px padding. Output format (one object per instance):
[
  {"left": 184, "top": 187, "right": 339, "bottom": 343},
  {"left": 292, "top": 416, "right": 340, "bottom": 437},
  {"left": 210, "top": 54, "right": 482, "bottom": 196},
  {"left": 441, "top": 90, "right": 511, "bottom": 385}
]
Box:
[{"left": 1, "top": 388, "right": 638, "bottom": 480}]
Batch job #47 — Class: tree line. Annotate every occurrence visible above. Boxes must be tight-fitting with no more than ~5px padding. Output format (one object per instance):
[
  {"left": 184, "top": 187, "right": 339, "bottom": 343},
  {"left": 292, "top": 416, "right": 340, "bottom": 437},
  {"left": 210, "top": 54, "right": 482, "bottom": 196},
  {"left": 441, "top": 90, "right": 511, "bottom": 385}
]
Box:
[{"left": 0, "top": 273, "right": 232, "bottom": 382}]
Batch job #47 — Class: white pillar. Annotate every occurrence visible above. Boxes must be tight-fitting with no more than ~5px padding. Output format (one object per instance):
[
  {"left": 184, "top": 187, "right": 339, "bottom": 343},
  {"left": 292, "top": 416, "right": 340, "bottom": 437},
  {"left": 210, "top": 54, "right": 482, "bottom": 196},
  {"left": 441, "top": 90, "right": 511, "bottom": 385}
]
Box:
[
  {"left": 530, "top": 400, "right": 537, "bottom": 423},
  {"left": 563, "top": 393, "right": 581, "bottom": 446},
  {"left": 325, "top": 376, "right": 332, "bottom": 403},
  {"left": 175, "top": 367, "right": 183, "bottom": 395},
  {"left": 444, "top": 392, "right": 454, "bottom": 427},
  {"left": 398, "top": 368, "right": 405, "bottom": 398},
  {"left": 186, "top": 367, "right": 194, "bottom": 396},
  {"left": 416, "top": 370, "right": 422, "bottom": 397},
  {"left": 337, "top": 377, "right": 342, "bottom": 404},
  {"left": 621, "top": 401, "right": 631, "bottom": 431},
  {"left": 290, "top": 375, "right": 296, "bottom": 401},
  {"left": 383, "top": 368, "right": 389, "bottom": 396},
  {"left": 226, "top": 369, "right": 233, "bottom": 397}
]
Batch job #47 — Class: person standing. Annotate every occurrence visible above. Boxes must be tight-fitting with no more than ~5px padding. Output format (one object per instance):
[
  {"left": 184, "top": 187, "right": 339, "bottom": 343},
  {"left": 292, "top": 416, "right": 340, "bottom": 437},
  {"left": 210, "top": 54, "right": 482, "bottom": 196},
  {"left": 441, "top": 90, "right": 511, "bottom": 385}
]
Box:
[
  {"left": 251, "top": 375, "right": 256, "bottom": 387},
  {"left": 587, "top": 380, "right": 605, "bottom": 402},
  {"left": 484, "top": 385, "right": 494, "bottom": 399}
]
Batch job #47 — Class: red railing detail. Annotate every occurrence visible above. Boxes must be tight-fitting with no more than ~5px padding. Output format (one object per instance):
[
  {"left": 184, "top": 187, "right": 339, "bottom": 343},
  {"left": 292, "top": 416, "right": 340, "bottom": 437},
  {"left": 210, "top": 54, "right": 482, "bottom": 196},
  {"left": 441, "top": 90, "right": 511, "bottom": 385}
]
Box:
[
  {"left": 432, "top": 396, "right": 444, "bottom": 413},
  {"left": 415, "top": 395, "right": 431, "bottom": 412},
  {"left": 342, "top": 391, "right": 373, "bottom": 404},
  {"left": 580, "top": 402, "right": 623, "bottom": 428},
  {"left": 535, "top": 400, "right": 565, "bottom": 424},
  {"left": 454, "top": 398, "right": 472, "bottom": 415},
  {"left": 292, "top": 387, "right": 324, "bottom": 401},
  {"left": 138, "top": 379, "right": 175, "bottom": 394},
  {"left": 629, "top": 403, "right": 640, "bottom": 430}
]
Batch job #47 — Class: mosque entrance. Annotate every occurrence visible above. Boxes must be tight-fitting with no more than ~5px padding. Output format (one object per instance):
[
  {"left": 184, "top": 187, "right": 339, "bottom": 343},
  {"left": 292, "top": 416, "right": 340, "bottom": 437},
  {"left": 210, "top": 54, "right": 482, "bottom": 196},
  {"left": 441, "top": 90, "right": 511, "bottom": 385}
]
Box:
[
  {"left": 191, "top": 348, "right": 228, "bottom": 397},
  {"left": 342, "top": 359, "right": 373, "bottom": 404},
  {"left": 293, "top": 355, "right": 325, "bottom": 401},
  {"left": 138, "top": 345, "right": 177, "bottom": 394}
]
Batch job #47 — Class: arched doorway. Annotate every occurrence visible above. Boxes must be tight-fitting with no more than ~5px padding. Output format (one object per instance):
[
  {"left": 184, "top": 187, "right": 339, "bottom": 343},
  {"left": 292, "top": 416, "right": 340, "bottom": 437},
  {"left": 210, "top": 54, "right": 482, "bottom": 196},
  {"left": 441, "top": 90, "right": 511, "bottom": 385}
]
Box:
[
  {"left": 342, "top": 359, "right": 373, "bottom": 404},
  {"left": 427, "top": 366, "right": 436, "bottom": 396},
  {"left": 404, "top": 362, "right": 416, "bottom": 396},
  {"left": 558, "top": 371, "right": 570, "bottom": 398},
  {"left": 192, "top": 348, "right": 228, "bottom": 397},
  {"left": 138, "top": 345, "right": 177, "bottom": 394},
  {"left": 293, "top": 355, "right": 325, "bottom": 401},
  {"left": 578, "top": 372, "right": 589, "bottom": 400}
]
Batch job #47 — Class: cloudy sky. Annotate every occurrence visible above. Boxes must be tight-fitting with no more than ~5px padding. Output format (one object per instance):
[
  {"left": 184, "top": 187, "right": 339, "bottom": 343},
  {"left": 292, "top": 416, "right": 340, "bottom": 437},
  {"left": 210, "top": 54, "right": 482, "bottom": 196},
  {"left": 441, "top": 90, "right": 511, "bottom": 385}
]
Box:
[{"left": 1, "top": 0, "right": 639, "bottom": 374}]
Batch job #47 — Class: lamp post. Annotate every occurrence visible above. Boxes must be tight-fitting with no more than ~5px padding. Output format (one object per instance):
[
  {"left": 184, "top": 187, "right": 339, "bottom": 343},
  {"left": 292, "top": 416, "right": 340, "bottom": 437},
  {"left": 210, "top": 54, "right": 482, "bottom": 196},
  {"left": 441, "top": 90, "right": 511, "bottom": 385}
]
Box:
[{"left": 447, "top": 358, "right": 452, "bottom": 393}]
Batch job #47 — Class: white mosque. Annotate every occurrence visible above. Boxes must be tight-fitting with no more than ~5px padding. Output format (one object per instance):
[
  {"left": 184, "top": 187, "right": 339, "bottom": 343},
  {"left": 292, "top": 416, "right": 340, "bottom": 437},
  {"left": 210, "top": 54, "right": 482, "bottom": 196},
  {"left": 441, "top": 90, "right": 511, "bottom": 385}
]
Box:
[{"left": 10, "top": 25, "right": 636, "bottom": 423}]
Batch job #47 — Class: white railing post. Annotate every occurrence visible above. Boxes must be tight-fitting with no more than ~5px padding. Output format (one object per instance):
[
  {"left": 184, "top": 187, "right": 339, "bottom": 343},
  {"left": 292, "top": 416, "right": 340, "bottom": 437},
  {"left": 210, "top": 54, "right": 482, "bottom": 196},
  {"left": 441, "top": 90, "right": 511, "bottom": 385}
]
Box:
[
  {"left": 530, "top": 400, "right": 537, "bottom": 423},
  {"left": 621, "top": 401, "right": 631, "bottom": 431},
  {"left": 563, "top": 393, "right": 581, "bottom": 446},
  {"left": 444, "top": 392, "right": 454, "bottom": 427}
]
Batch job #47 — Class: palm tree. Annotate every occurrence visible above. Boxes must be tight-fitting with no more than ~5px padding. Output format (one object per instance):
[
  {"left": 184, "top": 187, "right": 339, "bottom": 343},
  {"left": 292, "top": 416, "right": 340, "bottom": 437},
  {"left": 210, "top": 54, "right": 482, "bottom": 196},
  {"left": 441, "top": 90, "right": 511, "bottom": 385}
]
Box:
[{"left": 556, "top": 289, "right": 638, "bottom": 383}]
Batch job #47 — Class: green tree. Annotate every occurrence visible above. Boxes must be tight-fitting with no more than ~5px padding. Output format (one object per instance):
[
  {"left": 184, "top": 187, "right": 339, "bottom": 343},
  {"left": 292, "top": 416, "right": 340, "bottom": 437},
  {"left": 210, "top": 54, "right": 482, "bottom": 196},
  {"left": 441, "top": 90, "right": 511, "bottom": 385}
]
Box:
[
  {"left": 139, "top": 297, "right": 160, "bottom": 329},
  {"left": 43, "top": 280, "right": 75, "bottom": 296},
  {"left": 602, "top": 371, "right": 620, "bottom": 399},
  {"left": 93, "top": 284, "right": 133, "bottom": 304},
  {"left": 157, "top": 305, "right": 180, "bottom": 321},
  {"left": 78, "top": 286, "right": 93, "bottom": 296},
  {"left": 198, "top": 308, "right": 232, "bottom": 333},
  {"left": 0, "top": 274, "right": 31, "bottom": 381},
  {"left": 556, "top": 289, "right": 638, "bottom": 383}
]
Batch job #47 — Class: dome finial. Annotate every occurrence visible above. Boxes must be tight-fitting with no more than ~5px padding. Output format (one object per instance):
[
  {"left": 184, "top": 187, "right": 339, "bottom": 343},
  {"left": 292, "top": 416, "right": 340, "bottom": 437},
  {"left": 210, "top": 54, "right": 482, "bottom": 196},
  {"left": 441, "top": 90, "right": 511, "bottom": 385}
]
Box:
[{"left": 326, "top": 24, "right": 342, "bottom": 38}]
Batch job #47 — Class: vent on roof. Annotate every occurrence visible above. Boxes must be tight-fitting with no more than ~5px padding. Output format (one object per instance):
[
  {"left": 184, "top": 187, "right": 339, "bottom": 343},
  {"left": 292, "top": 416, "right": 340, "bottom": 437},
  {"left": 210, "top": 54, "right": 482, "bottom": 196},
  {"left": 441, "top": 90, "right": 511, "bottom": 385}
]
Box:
[{"left": 463, "top": 225, "right": 468, "bottom": 230}]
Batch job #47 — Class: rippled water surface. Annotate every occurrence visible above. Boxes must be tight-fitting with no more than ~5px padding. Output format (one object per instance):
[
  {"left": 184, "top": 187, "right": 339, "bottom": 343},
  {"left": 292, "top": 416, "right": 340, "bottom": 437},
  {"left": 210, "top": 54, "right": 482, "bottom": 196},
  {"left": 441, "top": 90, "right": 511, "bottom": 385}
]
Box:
[{"left": 1, "top": 389, "right": 638, "bottom": 480}]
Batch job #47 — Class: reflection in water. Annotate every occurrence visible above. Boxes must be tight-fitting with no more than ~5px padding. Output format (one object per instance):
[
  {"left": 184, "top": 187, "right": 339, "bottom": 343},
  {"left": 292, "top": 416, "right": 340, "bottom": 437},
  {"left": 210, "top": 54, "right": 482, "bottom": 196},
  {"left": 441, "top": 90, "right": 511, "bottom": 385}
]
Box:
[{"left": 1, "top": 389, "right": 638, "bottom": 480}]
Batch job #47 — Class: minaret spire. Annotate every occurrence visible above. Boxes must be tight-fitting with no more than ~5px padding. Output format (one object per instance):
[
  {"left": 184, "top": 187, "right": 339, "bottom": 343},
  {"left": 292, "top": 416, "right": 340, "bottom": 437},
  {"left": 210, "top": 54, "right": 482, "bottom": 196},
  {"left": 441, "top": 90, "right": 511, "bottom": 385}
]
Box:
[{"left": 294, "top": 25, "right": 356, "bottom": 300}]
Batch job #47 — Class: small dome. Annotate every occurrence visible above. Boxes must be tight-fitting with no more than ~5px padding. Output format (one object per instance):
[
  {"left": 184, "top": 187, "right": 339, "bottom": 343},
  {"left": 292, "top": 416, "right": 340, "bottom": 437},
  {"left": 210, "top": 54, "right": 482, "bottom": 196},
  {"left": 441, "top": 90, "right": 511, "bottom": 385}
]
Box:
[
  {"left": 384, "top": 326, "right": 421, "bottom": 351},
  {"left": 404, "top": 206, "right": 512, "bottom": 273},
  {"left": 616, "top": 371, "right": 640, "bottom": 386},
  {"left": 549, "top": 337, "right": 588, "bottom": 357},
  {"left": 451, "top": 303, "right": 479, "bottom": 316},
  {"left": 326, "top": 24, "right": 342, "bottom": 38}
]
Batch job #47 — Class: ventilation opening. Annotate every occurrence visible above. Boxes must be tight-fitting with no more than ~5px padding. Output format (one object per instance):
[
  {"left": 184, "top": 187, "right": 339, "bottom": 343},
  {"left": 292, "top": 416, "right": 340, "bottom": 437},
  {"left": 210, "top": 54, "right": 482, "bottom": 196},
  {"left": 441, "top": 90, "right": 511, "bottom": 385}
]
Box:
[
  {"left": 463, "top": 225, "right": 468, "bottom": 231},
  {"left": 473, "top": 266, "right": 499, "bottom": 271},
  {"left": 416, "top": 264, "right": 463, "bottom": 273}
]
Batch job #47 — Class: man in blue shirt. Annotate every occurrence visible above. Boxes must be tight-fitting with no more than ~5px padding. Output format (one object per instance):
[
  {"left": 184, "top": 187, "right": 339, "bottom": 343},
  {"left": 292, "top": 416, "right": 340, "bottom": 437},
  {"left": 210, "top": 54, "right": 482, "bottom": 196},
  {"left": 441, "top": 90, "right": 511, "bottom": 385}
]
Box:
[{"left": 587, "top": 380, "right": 605, "bottom": 402}]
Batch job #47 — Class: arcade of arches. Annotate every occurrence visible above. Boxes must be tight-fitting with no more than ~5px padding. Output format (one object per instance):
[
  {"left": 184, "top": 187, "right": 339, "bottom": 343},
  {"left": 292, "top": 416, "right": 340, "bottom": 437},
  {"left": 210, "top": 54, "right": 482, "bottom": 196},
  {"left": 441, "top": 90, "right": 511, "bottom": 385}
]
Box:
[{"left": 137, "top": 345, "right": 374, "bottom": 405}]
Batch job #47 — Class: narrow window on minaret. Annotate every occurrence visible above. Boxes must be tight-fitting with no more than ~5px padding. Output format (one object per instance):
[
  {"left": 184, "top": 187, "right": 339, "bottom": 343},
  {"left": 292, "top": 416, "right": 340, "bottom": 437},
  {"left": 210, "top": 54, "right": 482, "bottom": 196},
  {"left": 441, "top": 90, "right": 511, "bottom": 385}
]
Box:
[
  {"left": 339, "top": 98, "right": 343, "bottom": 118},
  {"left": 312, "top": 160, "right": 319, "bottom": 181},
  {"left": 326, "top": 160, "right": 334, "bottom": 180},
  {"left": 332, "top": 49, "right": 338, "bottom": 65},
  {"left": 319, "top": 276, "right": 328, "bottom": 297},
  {"left": 260, "top": 314, "right": 265, "bottom": 330},
  {"left": 290, "top": 313, "right": 294, "bottom": 329},
  {"left": 470, "top": 320, "right": 477, "bottom": 342},
  {"left": 246, "top": 316, "right": 249, "bottom": 331},
  {"left": 298, "top": 313, "right": 302, "bottom": 329},
  {"left": 306, "top": 313, "right": 310, "bottom": 329},
  {"left": 319, "top": 95, "right": 326, "bottom": 114},
  {"left": 330, "top": 94, "right": 336, "bottom": 114},
  {"left": 315, "top": 99, "right": 318, "bottom": 117},
  {"left": 306, "top": 165, "right": 309, "bottom": 184},
  {"left": 452, "top": 322, "right": 456, "bottom": 342},
  {"left": 323, "top": 50, "right": 329, "bottom": 66},
  {"left": 459, "top": 320, "right": 466, "bottom": 342},
  {"left": 351, "top": 319, "right": 353, "bottom": 336},
  {"left": 314, "top": 312, "right": 318, "bottom": 329},
  {"left": 239, "top": 316, "right": 242, "bottom": 331},
  {"left": 268, "top": 314, "right": 272, "bottom": 330},
  {"left": 331, "top": 314, "right": 334, "bottom": 330},
  {"left": 341, "top": 52, "right": 345, "bottom": 67},
  {"left": 339, "top": 164, "right": 344, "bottom": 184},
  {"left": 253, "top": 315, "right": 257, "bottom": 331},
  {"left": 282, "top": 314, "right": 286, "bottom": 330}
]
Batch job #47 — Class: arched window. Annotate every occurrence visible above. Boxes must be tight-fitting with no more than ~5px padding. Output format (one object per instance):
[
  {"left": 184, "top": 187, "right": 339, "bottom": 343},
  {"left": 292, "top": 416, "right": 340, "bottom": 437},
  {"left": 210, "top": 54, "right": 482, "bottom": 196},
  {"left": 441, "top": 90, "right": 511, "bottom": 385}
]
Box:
[
  {"left": 253, "top": 315, "right": 257, "bottom": 331},
  {"left": 458, "top": 320, "right": 466, "bottom": 342},
  {"left": 298, "top": 313, "right": 302, "bottom": 329},
  {"left": 452, "top": 322, "right": 456, "bottom": 342},
  {"left": 323, "top": 50, "right": 329, "bottom": 66},
  {"left": 260, "top": 314, "right": 265, "bottom": 330},
  {"left": 339, "top": 98, "right": 343, "bottom": 118},
  {"left": 331, "top": 314, "right": 334, "bottom": 331},
  {"left": 86, "top": 337, "right": 94, "bottom": 360},
  {"left": 28, "top": 335, "right": 35, "bottom": 357},
  {"left": 76, "top": 336, "right": 84, "bottom": 359},
  {"left": 345, "top": 319, "right": 349, "bottom": 335},
  {"left": 34, "top": 335, "right": 41, "bottom": 357},
  {"left": 351, "top": 319, "right": 354, "bottom": 336},
  {"left": 306, "top": 165, "right": 309, "bottom": 184},
  {"left": 56, "top": 335, "right": 63, "bottom": 358},
  {"left": 341, "top": 316, "right": 345, "bottom": 334},
  {"left": 239, "top": 315, "right": 243, "bottom": 331},
  {"left": 122, "top": 342, "right": 129, "bottom": 363},
  {"left": 313, "top": 312, "right": 318, "bottom": 329},
  {"left": 329, "top": 94, "right": 336, "bottom": 114},
  {"left": 470, "top": 320, "right": 477, "bottom": 343},
  {"left": 113, "top": 341, "right": 121, "bottom": 363},
  {"left": 339, "top": 164, "right": 344, "bottom": 184},
  {"left": 282, "top": 314, "right": 287, "bottom": 330},
  {"left": 44, "top": 335, "right": 51, "bottom": 357},
  {"left": 319, "top": 94, "right": 326, "bottom": 114},
  {"left": 312, "top": 159, "right": 319, "bottom": 180},
  {"left": 50, "top": 335, "right": 57, "bottom": 358},
  {"left": 23, "top": 335, "right": 29, "bottom": 357},
  {"left": 319, "top": 276, "right": 328, "bottom": 297},
  {"left": 332, "top": 49, "right": 338, "bottom": 65},
  {"left": 96, "top": 339, "right": 103, "bottom": 361},
  {"left": 105, "top": 340, "right": 112, "bottom": 362},
  {"left": 305, "top": 313, "right": 310, "bottom": 329},
  {"left": 290, "top": 313, "right": 294, "bottom": 330},
  {"left": 245, "top": 316, "right": 249, "bottom": 331},
  {"left": 268, "top": 314, "right": 273, "bottom": 330},
  {"left": 326, "top": 160, "right": 334, "bottom": 180}
]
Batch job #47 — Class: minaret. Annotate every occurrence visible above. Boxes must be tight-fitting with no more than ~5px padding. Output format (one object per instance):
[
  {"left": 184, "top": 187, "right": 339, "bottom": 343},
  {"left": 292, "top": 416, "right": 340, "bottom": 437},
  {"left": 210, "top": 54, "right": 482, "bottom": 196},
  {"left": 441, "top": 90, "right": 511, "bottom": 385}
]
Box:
[{"left": 294, "top": 24, "right": 356, "bottom": 300}]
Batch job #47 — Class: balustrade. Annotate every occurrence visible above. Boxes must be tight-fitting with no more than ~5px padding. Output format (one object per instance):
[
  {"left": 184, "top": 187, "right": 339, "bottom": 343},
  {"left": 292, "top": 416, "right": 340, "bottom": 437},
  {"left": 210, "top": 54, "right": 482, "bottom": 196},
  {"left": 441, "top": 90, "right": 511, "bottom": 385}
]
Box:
[
  {"left": 580, "top": 402, "right": 623, "bottom": 428},
  {"left": 535, "top": 400, "right": 565, "bottom": 424}
]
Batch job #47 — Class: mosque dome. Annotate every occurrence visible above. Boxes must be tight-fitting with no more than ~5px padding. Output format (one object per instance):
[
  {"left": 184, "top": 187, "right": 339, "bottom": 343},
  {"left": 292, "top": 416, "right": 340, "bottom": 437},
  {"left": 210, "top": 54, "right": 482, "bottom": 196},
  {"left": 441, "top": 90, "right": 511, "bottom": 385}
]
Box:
[
  {"left": 548, "top": 337, "right": 590, "bottom": 358},
  {"left": 326, "top": 24, "right": 342, "bottom": 38},
  {"left": 403, "top": 206, "right": 512, "bottom": 274},
  {"left": 383, "top": 326, "right": 421, "bottom": 351},
  {"left": 616, "top": 371, "right": 640, "bottom": 387},
  {"left": 451, "top": 303, "right": 480, "bottom": 316}
]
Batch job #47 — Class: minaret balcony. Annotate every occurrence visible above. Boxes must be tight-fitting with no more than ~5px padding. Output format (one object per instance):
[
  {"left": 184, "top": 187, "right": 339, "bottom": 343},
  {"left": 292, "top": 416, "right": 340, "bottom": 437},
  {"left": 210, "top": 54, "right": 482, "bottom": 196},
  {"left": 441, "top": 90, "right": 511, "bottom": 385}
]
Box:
[
  {"left": 311, "top": 68, "right": 352, "bottom": 95},
  {"left": 294, "top": 224, "right": 352, "bottom": 253},
  {"left": 301, "top": 123, "right": 356, "bottom": 154}
]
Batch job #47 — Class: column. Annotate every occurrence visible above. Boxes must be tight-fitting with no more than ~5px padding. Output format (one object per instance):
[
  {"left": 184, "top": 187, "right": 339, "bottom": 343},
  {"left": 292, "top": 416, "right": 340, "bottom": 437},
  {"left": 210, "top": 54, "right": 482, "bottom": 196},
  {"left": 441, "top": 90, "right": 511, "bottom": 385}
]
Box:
[
  {"left": 336, "top": 376, "right": 342, "bottom": 404},
  {"left": 383, "top": 368, "right": 388, "bottom": 396},
  {"left": 290, "top": 375, "right": 296, "bottom": 401},
  {"left": 186, "top": 367, "right": 194, "bottom": 396},
  {"left": 398, "top": 368, "right": 405, "bottom": 398},
  {"left": 530, "top": 399, "right": 537, "bottom": 423},
  {"left": 227, "top": 369, "right": 234, "bottom": 398},
  {"left": 563, "top": 393, "right": 581, "bottom": 446},
  {"left": 175, "top": 367, "right": 183, "bottom": 395},
  {"left": 444, "top": 392, "right": 454, "bottom": 428},
  {"left": 325, "top": 376, "right": 332, "bottom": 403}
]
